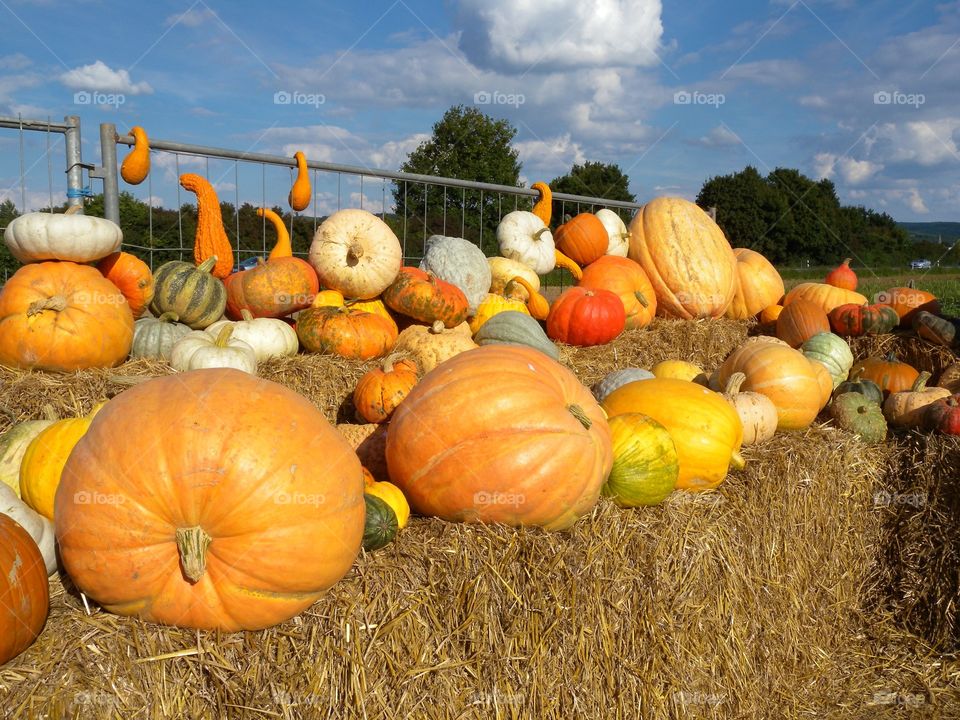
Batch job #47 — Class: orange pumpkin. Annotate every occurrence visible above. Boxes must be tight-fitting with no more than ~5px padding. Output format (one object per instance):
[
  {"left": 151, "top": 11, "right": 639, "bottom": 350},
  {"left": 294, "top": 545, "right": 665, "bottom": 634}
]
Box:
[
  {"left": 382, "top": 267, "right": 469, "bottom": 328},
  {"left": 725, "top": 248, "right": 785, "bottom": 320},
  {"left": 181, "top": 173, "right": 233, "bottom": 280},
  {"left": 97, "top": 251, "right": 154, "bottom": 319},
  {"left": 546, "top": 287, "right": 626, "bottom": 347},
  {"left": 577, "top": 256, "right": 657, "bottom": 330},
  {"left": 386, "top": 345, "right": 611, "bottom": 531},
  {"left": 882, "top": 284, "right": 940, "bottom": 327},
  {"left": 312, "top": 290, "right": 398, "bottom": 334},
  {"left": 0, "top": 513, "right": 49, "bottom": 665},
  {"left": 759, "top": 304, "right": 784, "bottom": 324},
  {"left": 783, "top": 283, "right": 868, "bottom": 314},
  {"left": 0, "top": 261, "right": 134, "bottom": 371},
  {"left": 54, "top": 369, "right": 365, "bottom": 631},
  {"left": 627, "top": 197, "right": 738, "bottom": 319},
  {"left": 825, "top": 258, "right": 857, "bottom": 291},
  {"left": 224, "top": 257, "right": 319, "bottom": 319},
  {"left": 554, "top": 213, "right": 608, "bottom": 267},
  {"left": 353, "top": 355, "right": 419, "bottom": 423},
  {"left": 776, "top": 298, "right": 830, "bottom": 348},
  {"left": 296, "top": 306, "right": 397, "bottom": 359},
  {"left": 851, "top": 353, "right": 920, "bottom": 399}
]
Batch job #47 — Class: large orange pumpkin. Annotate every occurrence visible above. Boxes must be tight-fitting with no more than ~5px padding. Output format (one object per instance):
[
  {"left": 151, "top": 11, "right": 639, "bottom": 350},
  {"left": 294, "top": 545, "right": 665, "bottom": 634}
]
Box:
[
  {"left": 54, "top": 369, "right": 365, "bottom": 631},
  {"left": 725, "top": 248, "right": 785, "bottom": 320},
  {"left": 783, "top": 283, "right": 868, "bottom": 314},
  {"left": 385, "top": 345, "right": 612, "bottom": 531},
  {"left": 0, "top": 261, "right": 134, "bottom": 371},
  {"left": 577, "top": 256, "right": 657, "bottom": 330},
  {"left": 627, "top": 197, "right": 738, "bottom": 319},
  {"left": 97, "top": 251, "right": 155, "bottom": 319},
  {"left": 851, "top": 353, "right": 920, "bottom": 399},
  {"left": 224, "top": 257, "right": 319, "bottom": 319},
  {"left": 554, "top": 213, "right": 608, "bottom": 267},
  {"left": 775, "top": 298, "right": 830, "bottom": 348},
  {"left": 0, "top": 513, "right": 49, "bottom": 665}
]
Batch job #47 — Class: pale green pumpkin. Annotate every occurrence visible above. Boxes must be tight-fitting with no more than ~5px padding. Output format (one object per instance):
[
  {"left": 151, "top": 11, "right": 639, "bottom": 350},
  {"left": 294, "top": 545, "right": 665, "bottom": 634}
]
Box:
[
  {"left": 0, "top": 408, "right": 58, "bottom": 498},
  {"left": 802, "top": 331, "right": 853, "bottom": 389},
  {"left": 419, "top": 235, "right": 491, "bottom": 314}
]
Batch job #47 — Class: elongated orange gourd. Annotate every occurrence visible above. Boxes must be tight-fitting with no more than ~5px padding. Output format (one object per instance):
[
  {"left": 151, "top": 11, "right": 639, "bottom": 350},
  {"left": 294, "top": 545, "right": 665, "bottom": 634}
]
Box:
[
  {"left": 531, "top": 181, "right": 552, "bottom": 226},
  {"left": 120, "top": 126, "right": 150, "bottom": 185},
  {"left": 258, "top": 208, "right": 292, "bottom": 260},
  {"left": 507, "top": 276, "right": 550, "bottom": 320},
  {"left": 180, "top": 173, "right": 233, "bottom": 280},
  {"left": 288, "top": 151, "right": 311, "bottom": 212},
  {"left": 554, "top": 249, "right": 582, "bottom": 280}
]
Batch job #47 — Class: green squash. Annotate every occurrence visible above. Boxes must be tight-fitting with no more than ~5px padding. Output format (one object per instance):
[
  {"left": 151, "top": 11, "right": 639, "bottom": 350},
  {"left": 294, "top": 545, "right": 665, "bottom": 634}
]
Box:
[
  {"left": 602, "top": 413, "right": 678, "bottom": 506},
  {"left": 131, "top": 312, "right": 192, "bottom": 360},
  {"left": 912, "top": 311, "right": 960, "bottom": 348},
  {"left": 591, "top": 368, "right": 655, "bottom": 402},
  {"left": 830, "top": 392, "right": 887, "bottom": 444},
  {"left": 363, "top": 493, "right": 398, "bottom": 551},
  {"left": 149, "top": 256, "right": 227, "bottom": 329},
  {"left": 833, "top": 375, "right": 884, "bottom": 405},
  {"left": 801, "top": 332, "right": 853, "bottom": 388},
  {"left": 473, "top": 310, "right": 559, "bottom": 360}
]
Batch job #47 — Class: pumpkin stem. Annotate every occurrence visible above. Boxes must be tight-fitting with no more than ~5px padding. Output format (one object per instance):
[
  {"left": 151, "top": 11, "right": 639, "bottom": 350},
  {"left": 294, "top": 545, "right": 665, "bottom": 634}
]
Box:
[
  {"left": 214, "top": 325, "right": 234, "bottom": 348},
  {"left": 197, "top": 256, "right": 218, "bottom": 274},
  {"left": 532, "top": 227, "right": 550, "bottom": 242},
  {"left": 567, "top": 404, "right": 592, "bottom": 430},
  {"left": 842, "top": 258, "right": 851, "bottom": 266},
  {"left": 912, "top": 371, "right": 931, "bottom": 392},
  {"left": 347, "top": 241, "right": 364, "bottom": 264},
  {"left": 730, "top": 451, "right": 746, "bottom": 471},
  {"left": 64, "top": 205, "right": 84, "bottom": 216},
  {"left": 634, "top": 291, "right": 649, "bottom": 308},
  {"left": 429, "top": 320, "right": 445, "bottom": 334},
  {"left": 240, "top": 309, "right": 254, "bottom": 322},
  {"left": 26, "top": 295, "right": 68, "bottom": 316},
  {"left": 724, "top": 372, "right": 747, "bottom": 396},
  {"left": 157, "top": 311, "right": 180, "bottom": 323},
  {"left": 176, "top": 526, "right": 212, "bottom": 583}
]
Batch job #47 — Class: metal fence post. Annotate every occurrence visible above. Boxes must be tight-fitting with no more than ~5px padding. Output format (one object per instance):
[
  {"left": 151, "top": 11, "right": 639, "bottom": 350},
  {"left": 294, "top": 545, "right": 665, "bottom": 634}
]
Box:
[
  {"left": 99, "top": 122, "right": 120, "bottom": 224},
  {"left": 64, "top": 115, "right": 83, "bottom": 210}
]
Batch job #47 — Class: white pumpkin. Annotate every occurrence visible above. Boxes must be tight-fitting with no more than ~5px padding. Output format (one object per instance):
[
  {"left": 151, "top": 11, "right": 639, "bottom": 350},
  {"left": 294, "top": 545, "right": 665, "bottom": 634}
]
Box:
[
  {"left": 487, "top": 256, "right": 540, "bottom": 300},
  {"left": 309, "top": 208, "right": 402, "bottom": 299},
  {"left": 170, "top": 326, "right": 257, "bottom": 374},
  {"left": 0, "top": 482, "right": 57, "bottom": 575},
  {"left": 723, "top": 372, "right": 778, "bottom": 445},
  {"left": 419, "top": 235, "right": 491, "bottom": 314},
  {"left": 0, "top": 413, "right": 58, "bottom": 497},
  {"left": 595, "top": 208, "right": 630, "bottom": 257},
  {"left": 496, "top": 210, "right": 556, "bottom": 275},
  {"left": 205, "top": 310, "right": 298, "bottom": 362},
  {"left": 4, "top": 206, "right": 122, "bottom": 263}
]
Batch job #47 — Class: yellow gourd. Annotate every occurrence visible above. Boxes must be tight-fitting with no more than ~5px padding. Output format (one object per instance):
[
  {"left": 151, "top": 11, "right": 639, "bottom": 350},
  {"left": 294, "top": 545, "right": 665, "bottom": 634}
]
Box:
[
  {"left": 257, "top": 207, "right": 292, "bottom": 260},
  {"left": 531, "top": 181, "right": 552, "bottom": 226},
  {"left": 507, "top": 276, "right": 550, "bottom": 320},
  {"left": 180, "top": 173, "right": 233, "bottom": 280},
  {"left": 365, "top": 480, "right": 410, "bottom": 529},
  {"left": 288, "top": 151, "right": 311, "bottom": 212},
  {"left": 120, "top": 126, "right": 150, "bottom": 185},
  {"left": 469, "top": 292, "right": 529, "bottom": 334}
]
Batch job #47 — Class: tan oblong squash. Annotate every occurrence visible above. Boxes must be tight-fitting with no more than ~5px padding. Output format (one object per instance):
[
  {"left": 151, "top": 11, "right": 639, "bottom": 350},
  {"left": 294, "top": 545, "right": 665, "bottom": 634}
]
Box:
[
  {"left": 120, "top": 126, "right": 150, "bottom": 185},
  {"left": 783, "top": 283, "right": 868, "bottom": 314},
  {"left": 181, "top": 173, "right": 233, "bottom": 280},
  {"left": 627, "top": 197, "right": 738, "bottom": 319},
  {"left": 288, "top": 151, "right": 311, "bottom": 212}
]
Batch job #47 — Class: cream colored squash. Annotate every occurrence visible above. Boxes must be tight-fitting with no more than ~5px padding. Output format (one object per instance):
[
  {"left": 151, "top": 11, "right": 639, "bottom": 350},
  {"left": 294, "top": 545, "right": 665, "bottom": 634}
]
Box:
[
  {"left": 0, "top": 482, "right": 57, "bottom": 576},
  {"left": 394, "top": 320, "right": 478, "bottom": 374},
  {"left": 0, "top": 409, "right": 58, "bottom": 498},
  {"left": 496, "top": 210, "right": 556, "bottom": 275},
  {"left": 723, "top": 372, "right": 778, "bottom": 445},
  {"left": 170, "top": 326, "right": 257, "bottom": 373},
  {"left": 487, "top": 256, "right": 540, "bottom": 299},
  {"left": 595, "top": 208, "right": 630, "bottom": 257},
  {"left": 206, "top": 310, "right": 298, "bottom": 362},
  {"left": 4, "top": 206, "right": 122, "bottom": 263},
  {"left": 308, "top": 208, "right": 402, "bottom": 299}
]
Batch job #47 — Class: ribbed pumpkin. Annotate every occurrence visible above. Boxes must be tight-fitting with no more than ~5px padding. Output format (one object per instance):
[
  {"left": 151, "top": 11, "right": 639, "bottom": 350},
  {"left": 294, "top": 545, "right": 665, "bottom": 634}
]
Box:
[
  {"left": 591, "top": 368, "right": 655, "bottom": 402},
  {"left": 181, "top": 173, "right": 232, "bottom": 280},
  {"left": 472, "top": 310, "right": 559, "bottom": 360},
  {"left": 0, "top": 261, "right": 134, "bottom": 371},
  {"left": 716, "top": 342, "right": 822, "bottom": 430},
  {"left": 834, "top": 372, "right": 884, "bottom": 406},
  {"left": 828, "top": 303, "right": 899, "bottom": 337},
  {"left": 783, "top": 283, "right": 868, "bottom": 314},
  {"left": 825, "top": 258, "right": 857, "bottom": 291},
  {"left": 547, "top": 287, "right": 625, "bottom": 347},
  {"left": 309, "top": 209, "right": 402, "bottom": 299},
  {"left": 851, "top": 353, "right": 919, "bottom": 399},
  {"left": 801, "top": 332, "right": 853, "bottom": 388},
  {"left": 296, "top": 306, "right": 397, "bottom": 360},
  {"left": 602, "top": 378, "right": 744, "bottom": 491},
  {"left": 150, "top": 257, "right": 227, "bottom": 329},
  {"left": 383, "top": 267, "right": 469, "bottom": 328},
  {"left": 882, "top": 283, "right": 940, "bottom": 327},
  {"left": 353, "top": 355, "right": 419, "bottom": 423},
  {"left": 131, "top": 312, "right": 192, "bottom": 360},
  {"left": 883, "top": 372, "right": 951, "bottom": 428},
  {"left": 97, "top": 251, "right": 154, "bottom": 319},
  {"left": 725, "top": 248, "right": 785, "bottom": 320},
  {"left": 627, "top": 197, "right": 737, "bottom": 319},
  {"left": 776, "top": 299, "right": 830, "bottom": 348},
  {"left": 723, "top": 373, "right": 778, "bottom": 445},
  {"left": 311, "top": 290, "right": 398, "bottom": 333},
  {"left": 554, "top": 213, "right": 608, "bottom": 267},
  {"left": 0, "top": 513, "right": 49, "bottom": 665},
  {"left": 386, "top": 345, "right": 612, "bottom": 530},
  {"left": 362, "top": 494, "right": 398, "bottom": 551},
  {"left": 54, "top": 369, "right": 365, "bottom": 631},
  {"left": 577, "top": 256, "right": 657, "bottom": 330},
  {"left": 602, "top": 413, "right": 678, "bottom": 506},
  {"left": 224, "top": 258, "right": 318, "bottom": 319}
]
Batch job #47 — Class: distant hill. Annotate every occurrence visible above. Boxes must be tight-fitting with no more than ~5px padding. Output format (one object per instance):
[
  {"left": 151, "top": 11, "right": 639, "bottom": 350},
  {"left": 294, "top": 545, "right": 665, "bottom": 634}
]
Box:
[{"left": 898, "top": 222, "right": 960, "bottom": 243}]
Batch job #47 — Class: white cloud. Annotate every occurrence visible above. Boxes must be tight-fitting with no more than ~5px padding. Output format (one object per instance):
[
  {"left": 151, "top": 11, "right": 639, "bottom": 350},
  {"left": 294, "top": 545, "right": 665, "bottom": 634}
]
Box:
[
  {"left": 694, "top": 125, "right": 741, "bottom": 147},
  {"left": 812, "top": 153, "right": 883, "bottom": 184},
  {"left": 165, "top": 7, "right": 217, "bottom": 27},
  {"left": 0, "top": 54, "right": 32, "bottom": 71},
  {"left": 800, "top": 95, "right": 829, "bottom": 108},
  {"left": 906, "top": 188, "right": 929, "bottom": 214},
  {"left": 513, "top": 134, "right": 586, "bottom": 180},
  {"left": 813, "top": 152, "right": 837, "bottom": 179},
  {"left": 721, "top": 59, "right": 809, "bottom": 86},
  {"left": 59, "top": 61, "right": 153, "bottom": 95},
  {"left": 872, "top": 120, "right": 960, "bottom": 166},
  {"left": 368, "top": 134, "right": 431, "bottom": 170},
  {"left": 455, "top": 0, "right": 664, "bottom": 72}
]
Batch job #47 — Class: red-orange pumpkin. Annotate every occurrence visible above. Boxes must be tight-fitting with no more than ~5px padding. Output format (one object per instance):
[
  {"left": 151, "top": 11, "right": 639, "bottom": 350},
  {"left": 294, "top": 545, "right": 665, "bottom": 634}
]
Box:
[
  {"left": 825, "top": 258, "right": 857, "bottom": 291},
  {"left": 546, "top": 287, "right": 626, "bottom": 346},
  {"left": 554, "top": 213, "right": 608, "bottom": 267},
  {"left": 353, "top": 355, "right": 419, "bottom": 423},
  {"left": 224, "top": 257, "right": 319, "bottom": 319},
  {"left": 385, "top": 345, "right": 612, "bottom": 530},
  {"left": 54, "top": 369, "right": 365, "bottom": 631},
  {"left": 97, "top": 251, "right": 154, "bottom": 319},
  {"left": 577, "top": 256, "right": 657, "bottom": 330},
  {"left": 851, "top": 353, "right": 920, "bottom": 399},
  {"left": 296, "top": 306, "right": 397, "bottom": 359},
  {"left": 382, "top": 267, "right": 469, "bottom": 328},
  {"left": 0, "top": 513, "right": 49, "bottom": 665},
  {"left": 882, "top": 284, "right": 940, "bottom": 327},
  {"left": 775, "top": 298, "right": 830, "bottom": 348},
  {"left": 828, "top": 303, "right": 899, "bottom": 336}
]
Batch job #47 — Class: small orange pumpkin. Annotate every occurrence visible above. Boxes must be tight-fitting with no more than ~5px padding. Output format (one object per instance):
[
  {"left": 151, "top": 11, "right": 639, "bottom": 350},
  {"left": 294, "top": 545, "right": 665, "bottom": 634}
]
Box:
[
  {"left": 97, "top": 251, "right": 155, "bottom": 319},
  {"left": 382, "top": 267, "right": 469, "bottom": 328},
  {"left": 353, "top": 355, "right": 419, "bottom": 423},
  {"left": 851, "top": 353, "right": 920, "bottom": 399},
  {"left": 296, "top": 306, "right": 397, "bottom": 360},
  {"left": 554, "top": 213, "right": 608, "bottom": 267},
  {"left": 776, "top": 298, "right": 830, "bottom": 348},
  {"left": 577, "top": 255, "right": 657, "bottom": 330}
]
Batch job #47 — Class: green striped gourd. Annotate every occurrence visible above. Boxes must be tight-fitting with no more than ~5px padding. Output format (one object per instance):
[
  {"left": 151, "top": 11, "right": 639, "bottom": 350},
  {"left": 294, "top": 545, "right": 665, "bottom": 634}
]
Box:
[{"left": 149, "top": 256, "right": 227, "bottom": 329}]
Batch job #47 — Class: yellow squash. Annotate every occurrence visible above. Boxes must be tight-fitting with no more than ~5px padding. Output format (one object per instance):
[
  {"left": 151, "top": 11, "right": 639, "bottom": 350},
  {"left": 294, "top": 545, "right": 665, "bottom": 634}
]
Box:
[{"left": 365, "top": 480, "right": 410, "bottom": 529}]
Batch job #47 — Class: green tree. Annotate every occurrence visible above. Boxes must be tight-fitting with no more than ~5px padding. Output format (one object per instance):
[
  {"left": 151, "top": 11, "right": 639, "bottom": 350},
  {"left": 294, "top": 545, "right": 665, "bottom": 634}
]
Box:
[
  {"left": 393, "top": 105, "right": 522, "bottom": 257},
  {"left": 549, "top": 161, "right": 635, "bottom": 226},
  {"left": 0, "top": 199, "right": 20, "bottom": 282}
]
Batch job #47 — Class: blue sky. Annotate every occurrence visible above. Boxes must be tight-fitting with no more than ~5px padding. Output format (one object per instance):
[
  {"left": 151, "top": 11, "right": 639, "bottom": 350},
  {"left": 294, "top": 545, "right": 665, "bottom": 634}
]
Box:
[{"left": 0, "top": 0, "right": 958, "bottom": 221}]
